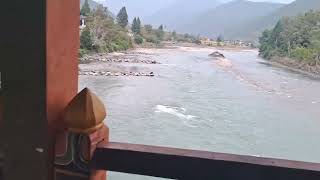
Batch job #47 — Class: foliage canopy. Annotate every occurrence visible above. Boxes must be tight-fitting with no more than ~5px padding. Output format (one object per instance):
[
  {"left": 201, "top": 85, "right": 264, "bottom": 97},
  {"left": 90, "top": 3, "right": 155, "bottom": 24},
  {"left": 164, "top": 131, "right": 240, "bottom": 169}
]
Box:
[
  {"left": 259, "top": 11, "right": 320, "bottom": 65},
  {"left": 116, "top": 7, "right": 129, "bottom": 28}
]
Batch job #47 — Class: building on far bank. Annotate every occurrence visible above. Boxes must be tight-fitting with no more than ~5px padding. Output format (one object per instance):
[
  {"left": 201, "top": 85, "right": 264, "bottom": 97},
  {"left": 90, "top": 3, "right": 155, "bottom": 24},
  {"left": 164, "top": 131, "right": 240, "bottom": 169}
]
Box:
[
  {"left": 80, "top": 15, "right": 87, "bottom": 29},
  {"left": 200, "top": 38, "right": 218, "bottom": 46}
]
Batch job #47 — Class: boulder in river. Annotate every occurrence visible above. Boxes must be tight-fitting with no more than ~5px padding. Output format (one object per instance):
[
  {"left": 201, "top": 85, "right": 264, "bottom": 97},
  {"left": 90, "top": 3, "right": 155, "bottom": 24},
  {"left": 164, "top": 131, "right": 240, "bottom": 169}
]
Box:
[{"left": 209, "top": 51, "right": 225, "bottom": 58}]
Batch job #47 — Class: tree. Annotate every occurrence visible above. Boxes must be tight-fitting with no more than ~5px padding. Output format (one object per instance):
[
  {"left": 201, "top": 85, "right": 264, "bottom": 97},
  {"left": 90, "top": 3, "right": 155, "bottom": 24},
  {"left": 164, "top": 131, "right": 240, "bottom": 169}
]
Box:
[
  {"left": 131, "top": 17, "right": 141, "bottom": 34},
  {"left": 88, "top": 6, "right": 133, "bottom": 52},
  {"left": 80, "top": 0, "right": 91, "bottom": 16},
  {"left": 116, "top": 7, "right": 129, "bottom": 28},
  {"left": 217, "top": 35, "right": 223, "bottom": 46},
  {"left": 144, "top": 24, "right": 153, "bottom": 33},
  {"left": 192, "top": 34, "right": 201, "bottom": 44},
  {"left": 217, "top": 35, "right": 223, "bottom": 42},
  {"left": 172, "top": 31, "right": 177, "bottom": 38},
  {"left": 80, "top": 27, "right": 93, "bottom": 50},
  {"left": 156, "top": 25, "right": 164, "bottom": 40},
  {"left": 94, "top": 4, "right": 109, "bottom": 19},
  {"left": 132, "top": 18, "right": 137, "bottom": 33},
  {"left": 158, "top": 25, "right": 164, "bottom": 31},
  {"left": 137, "top": 17, "right": 141, "bottom": 30},
  {"left": 258, "top": 11, "right": 320, "bottom": 64},
  {"left": 259, "top": 29, "right": 273, "bottom": 58}
]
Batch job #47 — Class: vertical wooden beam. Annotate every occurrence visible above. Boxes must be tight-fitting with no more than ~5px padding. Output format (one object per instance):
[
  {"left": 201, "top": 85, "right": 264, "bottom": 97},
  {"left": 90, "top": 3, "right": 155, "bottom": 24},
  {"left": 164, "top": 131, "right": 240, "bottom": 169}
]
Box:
[
  {"left": 46, "top": 0, "right": 79, "bottom": 129},
  {"left": 1, "top": 0, "right": 48, "bottom": 179},
  {"left": 0, "top": 0, "right": 79, "bottom": 179}
]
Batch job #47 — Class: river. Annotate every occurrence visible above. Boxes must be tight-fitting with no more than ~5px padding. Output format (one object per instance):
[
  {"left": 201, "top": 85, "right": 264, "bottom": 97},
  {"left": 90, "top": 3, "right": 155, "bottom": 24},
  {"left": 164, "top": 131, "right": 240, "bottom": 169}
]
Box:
[{"left": 79, "top": 46, "right": 320, "bottom": 179}]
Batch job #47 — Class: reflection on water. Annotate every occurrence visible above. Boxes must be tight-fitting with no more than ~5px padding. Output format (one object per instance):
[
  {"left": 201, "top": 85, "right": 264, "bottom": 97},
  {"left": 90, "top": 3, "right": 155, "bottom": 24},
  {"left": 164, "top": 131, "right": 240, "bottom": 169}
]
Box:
[{"left": 79, "top": 47, "right": 320, "bottom": 179}]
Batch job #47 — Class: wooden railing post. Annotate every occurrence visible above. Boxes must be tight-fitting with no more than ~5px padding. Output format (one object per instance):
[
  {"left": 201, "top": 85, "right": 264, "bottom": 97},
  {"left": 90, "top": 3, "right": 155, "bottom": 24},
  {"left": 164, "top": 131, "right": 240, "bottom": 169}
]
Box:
[{"left": 55, "top": 88, "right": 109, "bottom": 180}]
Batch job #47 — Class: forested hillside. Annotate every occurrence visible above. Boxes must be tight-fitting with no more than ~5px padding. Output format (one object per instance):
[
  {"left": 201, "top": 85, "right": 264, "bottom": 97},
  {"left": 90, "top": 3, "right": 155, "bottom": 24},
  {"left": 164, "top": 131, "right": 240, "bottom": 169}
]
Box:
[
  {"left": 259, "top": 11, "right": 320, "bottom": 68},
  {"left": 233, "top": 0, "right": 320, "bottom": 41},
  {"left": 144, "top": 0, "right": 320, "bottom": 42},
  {"left": 80, "top": 1, "right": 132, "bottom": 55},
  {"left": 79, "top": 0, "right": 196, "bottom": 56}
]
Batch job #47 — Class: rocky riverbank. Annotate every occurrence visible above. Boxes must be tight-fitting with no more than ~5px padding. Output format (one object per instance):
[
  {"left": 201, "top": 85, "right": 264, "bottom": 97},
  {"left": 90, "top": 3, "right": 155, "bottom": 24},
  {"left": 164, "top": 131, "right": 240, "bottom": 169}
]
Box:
[
  {"left": 79, "top": 70, "right": 155, "bottom": 77},
  {"left": 261, "top": 57, "right": 320, "bottom": 78},
  {"left": 79, "top": 49, "right": 160, "bottom": 77},
  {"left": 80, "top": 51, "right": 160, "bottom": 64}
]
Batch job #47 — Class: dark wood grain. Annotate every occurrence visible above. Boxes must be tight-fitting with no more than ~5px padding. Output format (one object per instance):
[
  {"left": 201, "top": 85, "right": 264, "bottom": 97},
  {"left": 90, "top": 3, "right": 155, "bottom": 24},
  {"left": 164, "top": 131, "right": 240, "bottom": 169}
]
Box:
[
  {"left": 92, "top": 142, "right": 320, "bottom": 179},
  {"left": 0, "top": 0, "right": 49, "bottom": 179},
  {"left": 0, "top": 0, "right": 79, "bottom": 179}
]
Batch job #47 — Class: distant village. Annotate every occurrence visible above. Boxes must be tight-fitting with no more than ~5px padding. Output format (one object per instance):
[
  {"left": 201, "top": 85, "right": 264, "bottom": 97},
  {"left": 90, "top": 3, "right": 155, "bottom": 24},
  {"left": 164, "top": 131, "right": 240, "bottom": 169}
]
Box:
[{"left": 200, "top": 38, "right": 254, "bottom": 48}]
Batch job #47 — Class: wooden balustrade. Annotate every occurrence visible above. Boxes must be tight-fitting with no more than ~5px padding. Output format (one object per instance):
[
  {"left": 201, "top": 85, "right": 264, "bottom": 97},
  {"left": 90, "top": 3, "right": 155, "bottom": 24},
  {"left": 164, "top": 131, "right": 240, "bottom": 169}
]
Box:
[
  {"left": 92, "top": 142, "right": 320, "bottom": 180},
  {"left": 51, "top": 88, "right": 320, "bottom": 180},
  {"left": 1, "top": 86, "right": 320, "bottom": 180}
]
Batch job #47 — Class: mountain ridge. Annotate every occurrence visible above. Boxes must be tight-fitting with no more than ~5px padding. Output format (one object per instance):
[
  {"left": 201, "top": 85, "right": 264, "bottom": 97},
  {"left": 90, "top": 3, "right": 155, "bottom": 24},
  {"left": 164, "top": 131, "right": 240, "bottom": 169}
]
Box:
[
  {"left": 145, "top": 0, "right": 221, "bottom": 29},
  {"left": 179, "top": 0, "right": 284, "bottom": 38},
  {"left": 232, "top": 0, "right": 320, "bottom": 41}
]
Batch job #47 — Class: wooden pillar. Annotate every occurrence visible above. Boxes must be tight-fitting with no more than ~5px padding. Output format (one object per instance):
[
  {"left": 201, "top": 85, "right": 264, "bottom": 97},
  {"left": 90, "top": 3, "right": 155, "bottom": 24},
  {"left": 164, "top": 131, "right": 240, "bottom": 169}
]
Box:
[{"left": 0, "top": 0, "right": 79, "bottom": 179}]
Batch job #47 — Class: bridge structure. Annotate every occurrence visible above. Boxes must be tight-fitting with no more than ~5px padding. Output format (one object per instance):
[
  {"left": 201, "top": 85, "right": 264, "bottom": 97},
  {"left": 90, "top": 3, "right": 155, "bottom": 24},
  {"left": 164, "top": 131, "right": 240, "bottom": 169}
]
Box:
[{"left": 0, "top": 0, "right": 320, "bottom": 180}]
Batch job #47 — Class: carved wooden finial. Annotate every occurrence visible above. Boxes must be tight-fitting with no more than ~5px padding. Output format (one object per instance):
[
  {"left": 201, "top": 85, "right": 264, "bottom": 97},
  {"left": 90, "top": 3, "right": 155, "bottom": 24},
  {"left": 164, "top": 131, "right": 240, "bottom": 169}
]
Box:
[{"left": 64, "top": 88, "right": 106, "bottom": 134}]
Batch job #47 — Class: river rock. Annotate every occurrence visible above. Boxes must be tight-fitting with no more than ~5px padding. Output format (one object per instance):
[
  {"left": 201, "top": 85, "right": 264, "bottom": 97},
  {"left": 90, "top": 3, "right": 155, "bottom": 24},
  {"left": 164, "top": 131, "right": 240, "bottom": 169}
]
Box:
[{"left": 209, "top": 51, "right": 225, "bottom": 58}]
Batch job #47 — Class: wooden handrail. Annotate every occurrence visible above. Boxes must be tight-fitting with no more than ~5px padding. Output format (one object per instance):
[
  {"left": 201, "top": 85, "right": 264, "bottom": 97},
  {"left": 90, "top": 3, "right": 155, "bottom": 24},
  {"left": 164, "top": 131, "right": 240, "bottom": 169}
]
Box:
[{"left": 92, "top": 142, "right": 320, "bottom": 180}]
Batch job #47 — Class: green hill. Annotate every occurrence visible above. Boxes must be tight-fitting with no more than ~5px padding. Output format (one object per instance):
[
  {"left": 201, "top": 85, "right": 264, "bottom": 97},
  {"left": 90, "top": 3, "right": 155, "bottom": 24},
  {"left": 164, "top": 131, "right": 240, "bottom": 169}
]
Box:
[
  {"left": 259, "top": 11, "right": 320, "bottom": 72},
  {"left": 232, "top": 0, "right": 320, "bottom": 41}
]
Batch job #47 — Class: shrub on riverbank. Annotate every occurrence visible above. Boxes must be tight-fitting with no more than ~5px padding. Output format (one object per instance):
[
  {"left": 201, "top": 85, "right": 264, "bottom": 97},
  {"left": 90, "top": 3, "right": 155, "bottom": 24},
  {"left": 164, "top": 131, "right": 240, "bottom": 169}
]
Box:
[
  {"left": 259, "top": 11, "right": 320, "bottom": 66},
  {"left": 134, "top": 35, "right": 144, "bottom": 44},
  {"left": 80, "top": 4, "right": 132, "bottom": 54},
  {"left": 80, "top": 27, "right": 94, "bottom": 51},
  {"left": 79, "top": 3, "right": 201, "bottom": 56}
]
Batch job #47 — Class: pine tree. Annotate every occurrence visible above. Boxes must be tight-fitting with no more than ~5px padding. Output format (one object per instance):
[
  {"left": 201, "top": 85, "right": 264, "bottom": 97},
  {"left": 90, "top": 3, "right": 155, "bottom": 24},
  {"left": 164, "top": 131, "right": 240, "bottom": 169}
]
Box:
[
  {"left": 217, "top": 35, "right": 223, "bottom": 43},
  {"left": 158, "top": 25, "right": 164, "bottom": 31},
  {"left": 80, "top": 27, "right": 93, "bottom": 50},
  {"left": 137, "top": 17, "right": 141, "bottom": 34},
  {"left": 156, "top": 25, "right": 164, "bottom": 40},
  {"left": 131, "top": 18, "right": 137, "bottom": 33},
  {"left": 217, "top": 35, "right": 223, "bottom": 46},
  {"left": 116, "top": 7, "right": 129, "bottom": 28},
  {"left": 81, "top": 0, "right": 91, "bottom": 16},
  {"left": 132, "top": 17, "right": 141, "bottom": 34}
]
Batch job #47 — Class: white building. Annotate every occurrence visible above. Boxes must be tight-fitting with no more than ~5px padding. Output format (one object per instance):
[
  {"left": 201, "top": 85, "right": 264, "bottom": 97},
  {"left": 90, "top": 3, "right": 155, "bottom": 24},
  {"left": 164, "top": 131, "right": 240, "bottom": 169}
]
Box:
[{"left": 80, "top": 15, "right": 87, "bottom": 29}]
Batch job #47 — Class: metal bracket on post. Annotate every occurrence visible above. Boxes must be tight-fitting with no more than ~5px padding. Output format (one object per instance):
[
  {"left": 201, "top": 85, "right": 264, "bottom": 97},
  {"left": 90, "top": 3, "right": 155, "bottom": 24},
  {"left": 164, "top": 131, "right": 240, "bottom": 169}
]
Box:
[{"left": 54, "top": 88, "right": 109, "bottom": 180}]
